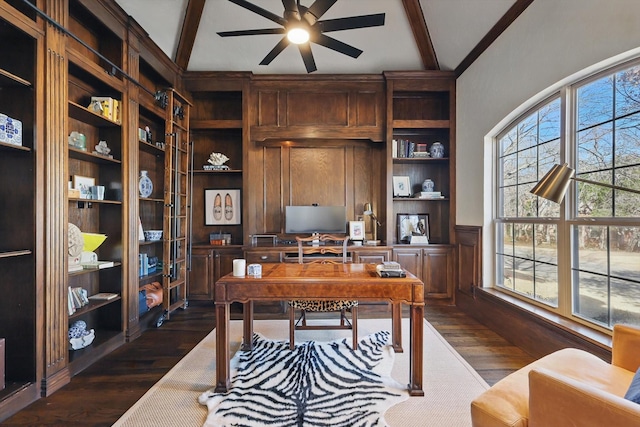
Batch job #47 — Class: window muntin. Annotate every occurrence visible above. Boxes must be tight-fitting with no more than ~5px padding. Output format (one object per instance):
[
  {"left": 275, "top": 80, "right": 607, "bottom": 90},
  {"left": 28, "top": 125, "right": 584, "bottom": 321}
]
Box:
[{"left": 496, "top": 98, "right": 561, "bottom": 306}]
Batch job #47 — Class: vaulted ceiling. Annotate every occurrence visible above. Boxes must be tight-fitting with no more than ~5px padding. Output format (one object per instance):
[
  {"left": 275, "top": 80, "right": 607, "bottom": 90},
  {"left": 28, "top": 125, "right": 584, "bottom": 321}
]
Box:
[{"left": 114, "top": 0, "right": 533, "bottom": 76}]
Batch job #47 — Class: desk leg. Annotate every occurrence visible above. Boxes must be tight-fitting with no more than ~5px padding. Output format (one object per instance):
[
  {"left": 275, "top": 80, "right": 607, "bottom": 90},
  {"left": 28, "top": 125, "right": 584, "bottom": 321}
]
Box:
[
  {"left": 409, "top": 303, "right": 424, "bottom": 396},
  {"left": 215, "top": 303, "right": 230, "bottom": 393},
  {"left": 241, "top": 301, "right": 254, "bottom": 351},
  {"left": 391, "top": 302, "right": 403, "bottom": 353}
]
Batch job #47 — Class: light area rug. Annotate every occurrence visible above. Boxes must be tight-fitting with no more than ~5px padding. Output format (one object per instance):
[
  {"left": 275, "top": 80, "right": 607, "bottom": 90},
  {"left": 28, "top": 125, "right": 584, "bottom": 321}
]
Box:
[{"left": 113, "top": 318, "right": 489, "bottom": 427}]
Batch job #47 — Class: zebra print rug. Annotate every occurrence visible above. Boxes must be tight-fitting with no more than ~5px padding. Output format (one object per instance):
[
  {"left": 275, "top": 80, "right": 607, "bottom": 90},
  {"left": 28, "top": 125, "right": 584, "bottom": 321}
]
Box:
[{"left": 199, "top": 331, "right": 409, "bottom": 427}]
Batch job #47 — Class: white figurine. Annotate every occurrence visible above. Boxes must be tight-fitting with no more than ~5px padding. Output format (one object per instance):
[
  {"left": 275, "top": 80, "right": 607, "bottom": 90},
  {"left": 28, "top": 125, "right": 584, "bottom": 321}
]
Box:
[
  {"left": 95, "top": 140, "right": 111, "bottom": 155},
  {"left": 208, "top": 152, "right": 229, "bottom": 166}
]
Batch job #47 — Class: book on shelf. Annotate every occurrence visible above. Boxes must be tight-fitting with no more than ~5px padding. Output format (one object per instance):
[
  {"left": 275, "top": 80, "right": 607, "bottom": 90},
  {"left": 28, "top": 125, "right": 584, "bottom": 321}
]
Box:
[
  {"left": 88, "top": 292, "right": 118, "bottom": 301},
  {"left": 416, "top": 191, "right": 444, "bottom": 199},
  {"left": 81, "top": 260, "right": 115, "bottom": 270}
]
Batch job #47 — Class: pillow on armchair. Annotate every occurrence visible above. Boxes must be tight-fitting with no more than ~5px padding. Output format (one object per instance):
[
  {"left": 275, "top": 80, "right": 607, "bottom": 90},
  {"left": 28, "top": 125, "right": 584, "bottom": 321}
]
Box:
[{"left": 625, "top": 367, "right": 640, "bottom": 404}]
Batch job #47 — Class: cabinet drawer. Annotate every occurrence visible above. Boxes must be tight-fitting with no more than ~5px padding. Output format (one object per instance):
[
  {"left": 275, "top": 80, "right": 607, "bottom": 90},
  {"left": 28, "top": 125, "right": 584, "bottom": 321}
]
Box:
[{"left": 245, "top": 251, "right": 282, "bottom": 263}]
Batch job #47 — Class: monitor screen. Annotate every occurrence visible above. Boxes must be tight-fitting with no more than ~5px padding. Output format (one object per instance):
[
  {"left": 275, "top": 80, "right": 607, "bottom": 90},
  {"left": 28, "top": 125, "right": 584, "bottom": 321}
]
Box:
[{"left": 285, "top": 205, "right": 347, "bottom": 234}]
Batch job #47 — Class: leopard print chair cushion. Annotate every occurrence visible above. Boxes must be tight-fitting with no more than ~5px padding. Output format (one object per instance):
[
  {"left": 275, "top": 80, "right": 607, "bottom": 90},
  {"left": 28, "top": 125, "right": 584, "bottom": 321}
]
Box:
[{"left": 288, "top": 299, "right": 358, "bottom": 312}]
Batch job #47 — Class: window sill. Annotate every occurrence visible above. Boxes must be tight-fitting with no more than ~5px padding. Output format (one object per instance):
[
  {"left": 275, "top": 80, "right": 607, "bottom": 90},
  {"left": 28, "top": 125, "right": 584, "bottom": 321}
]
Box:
[{"left": 477, "top": 287, "right": 613, "bottom": 351}]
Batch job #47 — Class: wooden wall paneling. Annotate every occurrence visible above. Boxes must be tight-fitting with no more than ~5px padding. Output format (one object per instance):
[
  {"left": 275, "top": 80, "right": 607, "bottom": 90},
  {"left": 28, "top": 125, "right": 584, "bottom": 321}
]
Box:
[
  {"left": 289, "top": 146, "right": 346, "bottom": 206},
  {"left": 263, "top": 147, "right": 283, "bottom": 234},
  {"left": 455, "top": 225, "right": 482, "bottom": 295},
  {"left": 42, "top": 0, "right": 70, "bottom": 395},
  {"left": 249, "top": 78, "right": 385, "bottom": 142}
]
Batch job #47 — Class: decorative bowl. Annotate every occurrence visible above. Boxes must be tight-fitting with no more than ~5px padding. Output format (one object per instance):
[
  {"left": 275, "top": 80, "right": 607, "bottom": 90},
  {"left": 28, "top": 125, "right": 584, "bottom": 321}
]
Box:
[
  {"left": 144, "top": 230, "right": 163, "bottom": 241},
  {"left": 81, "top": 233, "right": 107, "bottom": 252},
  {"left": 69, "top": 329, "right": 95, "bottom": 350}
]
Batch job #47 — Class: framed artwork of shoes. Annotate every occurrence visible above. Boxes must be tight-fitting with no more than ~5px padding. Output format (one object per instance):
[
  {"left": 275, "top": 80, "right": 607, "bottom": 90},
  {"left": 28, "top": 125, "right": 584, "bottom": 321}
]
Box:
[{"left": 205, "top": 189, "right": 241, "bottom": 225}]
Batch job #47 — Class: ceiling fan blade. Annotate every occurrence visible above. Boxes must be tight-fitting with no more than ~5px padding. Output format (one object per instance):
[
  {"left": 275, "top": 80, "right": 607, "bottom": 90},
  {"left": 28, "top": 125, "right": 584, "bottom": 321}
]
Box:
[
  {"left": 318, "top": 13, "right": 386, "bottom": 33},
  {"left": 228, "top": 0, "right": 286, "bottom": 26},
  {"left": 260, "top": 37, "right": 290, "bottom": 66},
  {"left": 312, "top": 33, "right": 362, "bottom": 58},
  {"left": 218, "top": 28, "right": 285, "bottom": 37},
  {"left": 303, "top": 0, "right": 337, "bottom": 25},
  {"left": 298, "top": 43, "right": 317, "bottom": 73}
]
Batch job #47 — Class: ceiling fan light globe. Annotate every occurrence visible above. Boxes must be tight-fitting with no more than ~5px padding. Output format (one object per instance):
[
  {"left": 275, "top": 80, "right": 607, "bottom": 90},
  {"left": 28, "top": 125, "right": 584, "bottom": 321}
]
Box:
[{"left": 287, "top": 27, "right": 310, "bottom": 44}]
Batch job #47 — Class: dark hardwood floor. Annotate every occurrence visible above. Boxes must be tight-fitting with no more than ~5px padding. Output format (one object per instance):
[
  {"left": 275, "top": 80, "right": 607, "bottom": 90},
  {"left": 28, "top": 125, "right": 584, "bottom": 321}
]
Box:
[{"left": 3, "top": 302, "right": 535, "bottom": 426}]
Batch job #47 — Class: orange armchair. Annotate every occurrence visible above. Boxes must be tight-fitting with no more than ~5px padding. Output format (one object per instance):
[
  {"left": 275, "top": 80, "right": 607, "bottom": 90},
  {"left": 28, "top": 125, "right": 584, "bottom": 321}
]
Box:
[{"left": 471, "top": 324, "right": 640, "bottom": 427}]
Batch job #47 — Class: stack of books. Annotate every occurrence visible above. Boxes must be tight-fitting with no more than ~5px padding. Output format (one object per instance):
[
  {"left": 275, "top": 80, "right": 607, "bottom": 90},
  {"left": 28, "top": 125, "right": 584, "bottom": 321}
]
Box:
[
  {"left": 376, "top": 262, "right": 406, "bottom": 278},
  {"left": 68, "top": 286, "right": 89, "bottom": 315},
  {"left": 417, "top": 191, "right": 444, "bottom": 199}
]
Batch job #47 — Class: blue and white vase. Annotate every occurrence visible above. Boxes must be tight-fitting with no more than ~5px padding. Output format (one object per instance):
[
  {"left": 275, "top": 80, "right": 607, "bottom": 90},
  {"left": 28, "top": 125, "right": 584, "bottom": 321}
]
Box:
[
  {"left": 429, "top": 142, "right": 445, "bottom": 158},
  {"left": 422, "top": 179, "right": 435, "bottom": 192}
]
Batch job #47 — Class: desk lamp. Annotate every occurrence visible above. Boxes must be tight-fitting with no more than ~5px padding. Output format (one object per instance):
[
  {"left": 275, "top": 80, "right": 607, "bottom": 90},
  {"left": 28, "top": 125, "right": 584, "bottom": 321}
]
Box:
[
  {"left": 530, "top": 163, "right": 640, "bottom": 203},
  {"left": 363, "top": 203, "right": 382, "bottom": 244}
]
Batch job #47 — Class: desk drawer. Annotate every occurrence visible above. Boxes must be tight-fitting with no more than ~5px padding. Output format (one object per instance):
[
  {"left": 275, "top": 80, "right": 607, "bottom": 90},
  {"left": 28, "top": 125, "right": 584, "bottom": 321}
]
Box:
[{"left": 245, "top": 252, "right": 282, "bottom": 263}]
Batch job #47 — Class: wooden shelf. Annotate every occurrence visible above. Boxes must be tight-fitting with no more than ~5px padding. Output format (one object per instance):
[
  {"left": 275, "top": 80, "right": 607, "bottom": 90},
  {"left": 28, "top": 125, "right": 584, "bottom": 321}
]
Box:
[
  {"left": 68, "top": 295, "right": 121, "bottom": 320},
  {"left": 139, "top": 271, "right": 163, "bottom": 282},
  {"left": 0, "top": 250, "right": 32, "bottom": 259},
  {"left": 68, "top": 101, "right": 121, "bottom": 127},
  {"left": 67, "top": 48, "right": 125, "bottom": 92},
  {"left": 393, "top": 197, "right": 449, "bottom": 201},
  {"left": 193, "top": 169, "right": 242, "bottom": 174},
  {"left": 69, "top": 147, "right": 121, "bottom": 164},
  {"left": 68, "top": 262, "right": 122, "bottom": 277},
  {"left": 68, "top": 198, "right": 122, "bottom": 205},
  {"left": 139, "top": 240, "right": 164, "bottom": 246},
  {"left": 0, "top": 68, "right": 32, "bottom": 87},
  {"left": 392, "top": 157, "right": 449, "bottom": 163},
  {"left": 0, "top": 141, "right": 30, "bottom": 152},
  {"left": 139, "top": 139, "right": 165, "bottom": 155},
  {"left": 139, "top": 196, "right": 164, "bottom": 203},
  {"left": 392, "top": 119, "right": 450, "bottom": 129}
]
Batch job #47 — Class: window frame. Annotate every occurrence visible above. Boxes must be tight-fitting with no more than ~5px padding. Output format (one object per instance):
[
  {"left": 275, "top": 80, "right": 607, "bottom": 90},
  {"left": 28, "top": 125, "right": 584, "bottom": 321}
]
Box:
[{"left": 493, "top": 58, "right": 640, "bottom": 333}]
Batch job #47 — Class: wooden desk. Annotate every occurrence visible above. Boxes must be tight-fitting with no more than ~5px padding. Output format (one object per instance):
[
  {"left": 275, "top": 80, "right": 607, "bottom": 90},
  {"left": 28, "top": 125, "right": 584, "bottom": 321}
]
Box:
[{"left": 214, "top": 262, "right": 425, "bottom": 396}]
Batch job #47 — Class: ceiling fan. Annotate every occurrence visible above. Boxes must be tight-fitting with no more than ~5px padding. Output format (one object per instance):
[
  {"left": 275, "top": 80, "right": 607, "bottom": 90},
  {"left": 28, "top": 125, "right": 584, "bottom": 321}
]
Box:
[{"left": 218, "top": 0, "right": 385, "bottom": 73}]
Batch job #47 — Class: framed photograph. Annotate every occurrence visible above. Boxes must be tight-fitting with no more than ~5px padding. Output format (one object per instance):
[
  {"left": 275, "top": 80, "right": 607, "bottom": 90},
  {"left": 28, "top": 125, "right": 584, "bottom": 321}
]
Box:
[
  {"left": 72, "top": 175, "right": 95, "bottom": 199},
  {"left": 393, "top": 176, "right": 411, "bottom": 197},
  {"left": 205, "top": 189, "right": 241, "bottom": 225},
  {"left": 397, "top": 213, "right": 430, "bottom": 244},
  {"left": 349, "top": 220, "right": 365, "bottom": 241}
]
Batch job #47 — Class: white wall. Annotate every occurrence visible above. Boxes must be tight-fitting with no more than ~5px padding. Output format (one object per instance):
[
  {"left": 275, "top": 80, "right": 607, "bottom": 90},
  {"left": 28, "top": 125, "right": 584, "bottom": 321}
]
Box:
[{"left": 456, "top": 0, "right": 640, "bottom": 286}]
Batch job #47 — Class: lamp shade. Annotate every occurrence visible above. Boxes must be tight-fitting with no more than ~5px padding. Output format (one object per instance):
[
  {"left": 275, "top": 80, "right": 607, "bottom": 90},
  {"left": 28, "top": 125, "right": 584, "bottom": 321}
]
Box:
[{"left": 530, "top": 163, "right": 575, "bottom": 203}]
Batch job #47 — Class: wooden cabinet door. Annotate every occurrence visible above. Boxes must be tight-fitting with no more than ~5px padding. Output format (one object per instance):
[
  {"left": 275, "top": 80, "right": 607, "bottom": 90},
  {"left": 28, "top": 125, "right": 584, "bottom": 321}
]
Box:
[
  {"left": 393, "top": 248, "right": 422, "bottom": 278},
  {"left": 422, "top": 246, "right": 454, "bottom": 299},
  {"left": 353, "top": 249, "right": 391, "bottom": 264},
  {"left": 188, "top": 248, "right": 214, "bottom": 300},
  {"left": 215, "top": 249, "right": 243, "bottom": 283}
]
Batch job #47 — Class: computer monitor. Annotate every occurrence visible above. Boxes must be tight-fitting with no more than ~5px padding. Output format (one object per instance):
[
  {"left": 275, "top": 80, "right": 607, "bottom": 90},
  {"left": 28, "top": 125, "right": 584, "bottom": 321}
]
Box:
[{"left": 285, "top": 205, "right": 347, "bottom": 234}]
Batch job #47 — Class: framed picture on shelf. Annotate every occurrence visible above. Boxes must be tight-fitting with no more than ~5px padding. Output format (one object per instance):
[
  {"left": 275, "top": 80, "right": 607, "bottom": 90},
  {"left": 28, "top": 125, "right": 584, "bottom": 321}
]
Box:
[
  {"left": 349, "top": 220, "right": 365, "bottom": 241},
  {"left": 392, "top": 176, "right": 411, "bottom": 197},
  {"left": 397, "top": 213, "right": 430, "bottom": 244},
  {"left": 72, "top": 175, "right": 95, "bottom": 199},
  {"left": 205, "top": 189, "right": 241, "bottom": 225}
]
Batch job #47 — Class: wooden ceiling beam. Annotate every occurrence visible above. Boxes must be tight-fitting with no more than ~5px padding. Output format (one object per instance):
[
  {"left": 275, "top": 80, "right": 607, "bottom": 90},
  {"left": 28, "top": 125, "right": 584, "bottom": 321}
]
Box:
[
  {"left": 455, "top": 0, "right": 535, "bottom": 77},
  {"left": 175, "top": 0, "right": 206, "bottom": 70},
  {"left": 402, "top": 0, "right": 438, "bottom": 70}
]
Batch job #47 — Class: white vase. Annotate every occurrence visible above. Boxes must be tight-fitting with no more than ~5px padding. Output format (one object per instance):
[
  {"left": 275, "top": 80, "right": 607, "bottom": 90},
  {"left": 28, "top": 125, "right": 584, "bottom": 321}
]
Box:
[{"left": 139, "top": 170, "right": 153, "bottom": 198}]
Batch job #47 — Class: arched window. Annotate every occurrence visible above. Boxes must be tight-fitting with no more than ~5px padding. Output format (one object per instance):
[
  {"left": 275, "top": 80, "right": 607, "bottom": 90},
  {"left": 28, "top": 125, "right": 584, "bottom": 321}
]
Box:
[{"left": 494, "top": 60, "right": 640, "bottom": 330}]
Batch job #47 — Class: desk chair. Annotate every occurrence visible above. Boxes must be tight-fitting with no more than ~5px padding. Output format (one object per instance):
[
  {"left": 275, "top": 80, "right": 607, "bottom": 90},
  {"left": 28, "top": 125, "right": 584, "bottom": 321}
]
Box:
[{"left": 288, "top": 234, "right": 358, "bottom": 350}]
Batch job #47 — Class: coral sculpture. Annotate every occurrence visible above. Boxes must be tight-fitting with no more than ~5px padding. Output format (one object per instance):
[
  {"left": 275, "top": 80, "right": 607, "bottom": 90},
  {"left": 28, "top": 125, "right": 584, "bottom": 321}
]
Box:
[{"left": 208, "top": 152, "right": 229, "bottom": 166}]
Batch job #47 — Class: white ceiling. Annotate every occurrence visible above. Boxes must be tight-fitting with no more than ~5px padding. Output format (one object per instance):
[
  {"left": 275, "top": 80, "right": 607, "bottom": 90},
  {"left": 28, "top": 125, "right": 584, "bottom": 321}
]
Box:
[{"left": 114, "top": 0, "right": 516, "bottom": 74}]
